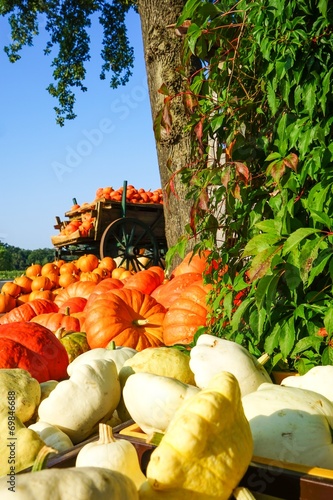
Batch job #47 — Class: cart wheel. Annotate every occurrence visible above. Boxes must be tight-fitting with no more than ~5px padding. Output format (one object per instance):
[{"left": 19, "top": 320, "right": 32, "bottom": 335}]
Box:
[{"left": 100, "top": 218, "right": 161, "bottom": 271}]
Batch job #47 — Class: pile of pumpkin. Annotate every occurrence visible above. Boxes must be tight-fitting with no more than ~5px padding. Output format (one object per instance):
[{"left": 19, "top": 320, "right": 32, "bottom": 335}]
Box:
[
  {"left": 0, "top": 251, "right": 212, "bottom": 379},
  {"left": 2, "top": 251, "right": 333, "bottom": 498}
]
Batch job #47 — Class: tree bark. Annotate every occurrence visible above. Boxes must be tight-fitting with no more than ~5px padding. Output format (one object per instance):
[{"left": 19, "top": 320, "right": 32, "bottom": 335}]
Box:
[{"left": 137, "top": 0, "right": 196, "bottom": 262}]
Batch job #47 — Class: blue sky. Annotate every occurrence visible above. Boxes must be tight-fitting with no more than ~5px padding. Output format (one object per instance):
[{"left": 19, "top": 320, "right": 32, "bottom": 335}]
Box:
[{"left": 0, "top": 10, "right": 161, "bottom": 250}]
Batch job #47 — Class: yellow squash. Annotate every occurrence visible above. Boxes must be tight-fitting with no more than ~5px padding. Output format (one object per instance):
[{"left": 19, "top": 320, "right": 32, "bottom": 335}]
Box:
[{"left": 140, "top": 371, "right": 253, "bottom": 499}]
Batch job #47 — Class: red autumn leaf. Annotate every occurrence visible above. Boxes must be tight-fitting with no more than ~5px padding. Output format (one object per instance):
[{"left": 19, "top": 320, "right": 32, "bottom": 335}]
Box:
[
  {"left": 183, "top": 91, "right": 198, "bottom": 114},
  {"left": 158, "top": 83, "right": 170, "bottom": 96},
  {"left": 226, "top": 139, "right": 236, "bottom": 160},
  {"left": 235, "top": 162, "right": 251, "bottom": 185},
  {"left": 194, "top": 118, "right": 204, "bottom": 146},
  {"left": 283, "top": 153, "right": 298, "bottom": 172},
  {"left": 161, "top": 100, "right": 172, "bottom": 134},
  {"left": 221, "top": 166, "right": 231, "bottom": 189}
]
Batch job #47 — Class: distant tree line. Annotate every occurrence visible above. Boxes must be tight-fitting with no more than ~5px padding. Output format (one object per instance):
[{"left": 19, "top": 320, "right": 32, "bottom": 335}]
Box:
[{"left": 0, "top": 243, "right": 55, "bottom": 271}]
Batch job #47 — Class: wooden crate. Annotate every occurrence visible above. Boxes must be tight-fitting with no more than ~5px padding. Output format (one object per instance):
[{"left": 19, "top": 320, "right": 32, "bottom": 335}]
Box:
[{"left": 20, "top": 420, "right": 333, "bottom": 499}]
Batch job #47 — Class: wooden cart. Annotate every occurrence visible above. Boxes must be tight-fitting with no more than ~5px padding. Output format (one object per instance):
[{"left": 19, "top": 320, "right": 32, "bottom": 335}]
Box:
[{"left": 51, "top": 182, "right": 167, "bottom": 271}]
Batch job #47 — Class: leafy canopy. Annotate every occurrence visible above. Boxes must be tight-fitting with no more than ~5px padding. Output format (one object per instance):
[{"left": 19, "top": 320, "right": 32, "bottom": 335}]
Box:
[{"left": 0, "top": 0, "right": 137, "bottom": 125}]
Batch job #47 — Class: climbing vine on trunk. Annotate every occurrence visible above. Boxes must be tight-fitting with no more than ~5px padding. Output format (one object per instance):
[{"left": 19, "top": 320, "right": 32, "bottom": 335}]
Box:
[{"left": 163, "top": 0, "right": 333, "bottom": 373}]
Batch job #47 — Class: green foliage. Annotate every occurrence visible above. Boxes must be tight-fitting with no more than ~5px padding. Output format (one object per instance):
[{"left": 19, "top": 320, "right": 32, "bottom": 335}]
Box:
[
  {"left": 1, "top": 0, "right": 136, "bottom": 125},
  {"left": 165, "top": 0, "right": 333, "bottom": 372},
  {"left": 0, "top": 243, "right": 54, "bottom": 271}
]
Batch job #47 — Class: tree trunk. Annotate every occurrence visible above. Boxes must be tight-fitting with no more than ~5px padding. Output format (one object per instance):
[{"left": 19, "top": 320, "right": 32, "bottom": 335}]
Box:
[{"left": 137, "top": 0, "right": 197, "bottom": 264}]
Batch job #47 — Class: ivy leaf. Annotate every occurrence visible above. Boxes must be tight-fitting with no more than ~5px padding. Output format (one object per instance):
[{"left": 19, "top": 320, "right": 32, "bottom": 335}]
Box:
[
  {"left": 283, "top": 153, "right": 298, "bottom": 172},
  {"left": 243, "top": 233, "right": 281, "bottom": 257},
  {"left": 247, "top": 245, "right": 282, "bottom": 282},
  {"left": 309, "top": 209, "right": 332, "bottom": 230},
  {"left": 323, "top": 306, "right": 333, "bottom": 336},
  {"left": 292, "top": 336, "right": 323, "bottom": 356},
  {"left": 231, "top": 297, "right": 254, "bottom": 332},
  {"left": 321, "top": 346, "right": 333, "bottom": 365},
  {"left": 279, "top": 318, "right": 296, "bottom": 359},
  {"left": 282, "top": 227, "right": 321, "bottom": 256}
]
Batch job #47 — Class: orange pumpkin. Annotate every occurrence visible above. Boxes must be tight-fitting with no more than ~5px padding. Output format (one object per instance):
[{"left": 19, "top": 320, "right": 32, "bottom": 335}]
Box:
[
  {"left": 58, "top": 297, "right": 87, "bottom": 314},
  {"left": 79, "top": 271, "right": 101, "bottom": 284},
  {"left": 0, "top": 299, "right": 58, "bottom": 325},
  {"left": 98, "top": 256, "right": 117, "bottom": 273},
  {"left": 58, "top": 272, "right": 79, "bottom": 288},
  {"left": 85, "top": 288, "right": 166, "bottom": 351},
  {"left": 29, "top": 290, "right": 55, "bottom": 302},
  {"left": 171, "top": 250, "right": 211, "bottom": 277},
  {"left": 0, "top": 321, "right": 68, "bottom": 382},
  {"left": 162, "top": 280, "right": 212, "bottom": 346},
  {"left": 31, "top": 307, "right": 81, "bottom": 333},
  {"left": 41, "top": 262, "right": 59, "bottom": 276},
  {"left": 151, "top": 272, "right": 203, "bottom": 309},
  {"left": 31, "top": 276, "right": 53, "bottom": 292},
  {"left": 123, "top": 268, "right": 164, "bottom": 295},
  {"left": 76, "top": 254, "right": 99, "bottom": 272},
  {"left": 14, "top": 275, "right": 33, "bottom": 294},
  {"left": 59, "top": 262, "right": 79, "bottom": 276},
  {"left": 54, "top": 281, "right": 97, "bottom": 308},
  {"left": 85, "top": 278, "right": 124, "bottom": 309},
  {"left": 25, "top": 263, "right": 42, "bottom": 278},
  {"left": 1, "top": 281, "right": 22, "bottom": 298},
  {"left": 0, "top": 293, "right": 16, "bottom": 313}
]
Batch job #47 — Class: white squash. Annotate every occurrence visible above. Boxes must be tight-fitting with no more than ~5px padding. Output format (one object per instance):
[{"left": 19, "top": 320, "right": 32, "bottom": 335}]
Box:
[
  {"left": 67, "top": 344, "right": 137, "bottom": 376},
  {"left": 76, "top": 423, "right": 146, "bottom": 489},
  {"left": 122, "top": 372, "right": 200, "bottom": 434},
  {"left": 0, "top": 369, "right": 41, "bottom": 423},
  {"left": 189, "top": 334, "right": 272, "bottom": 396},
  {"left": 281, "top": 365, "right": 333, "bottom": 402},
  {"left": 242, "top": 383, "right": 333, "bottom": 469},
  {"left": 28, "top": 421, "right": 73, "bottom": 453},
  {"left": 0, "top": 466, "right": 138, "bottom": 499},
  {"left": 38, "top": 359, "right": 121, "bottom": 444}
]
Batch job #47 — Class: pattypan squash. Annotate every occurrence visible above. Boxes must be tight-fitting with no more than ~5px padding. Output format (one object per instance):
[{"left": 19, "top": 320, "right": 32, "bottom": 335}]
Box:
[
  {"left": 190, "top": 334, "right": 272, "bottom": 396},
  {"left": 281, "top": 365, "right": 333, "bottom": 403},
  {"left": 28, "top": 421, "right": 74, "bottom": 453},
  {"left": 67, "top": 342, "right": 137, "bottom": 376},
  {"left": 76, "top": 423, "right": 146, "bottom": 489},
  {"left": 140, "top": 371, "right": 253, "bottom": 499},
  {"left": 123, "top": 372, "right": 199, "bottom": 434},
  {"left": 0, "top": 410, "right": 45, "bottom": 476},
  {"left": 0, "top": 465, "right": 138, "bottom": 499},
  {"left": 38, "top": 358, "right": 121, "bottom": 443},
  {"left": 120, "top": 346, "right": 195, "bottom": 385},
  {"left": 0, "top": 368, "right": 41, "bottom": 423},
  {"left": 242, "top": 383, "right": 333, "bottom": 469}
]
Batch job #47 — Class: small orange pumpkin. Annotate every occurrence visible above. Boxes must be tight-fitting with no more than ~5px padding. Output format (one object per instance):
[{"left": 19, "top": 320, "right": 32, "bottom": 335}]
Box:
[
  {"left": 0, "top": 293, "right": 16, "bottom": 313},
  {"left": 25, "top": 264, "right": 42, "bottom": 278},
  {"left": 14, "top": 275, "right": 33, "bottom": 294},
  {"left": 31, "top": 276, "right": 53, "bottom": 292},
  {"left": 1, "top": 281, "right": 22, "bottom": 298},
  {"left": 76, "top": 254, "right": 99, "bottom": 272}
]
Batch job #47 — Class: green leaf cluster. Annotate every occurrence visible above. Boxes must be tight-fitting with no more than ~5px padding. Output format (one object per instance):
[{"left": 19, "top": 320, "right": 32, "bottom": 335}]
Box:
[
  {"left": 1, "top": 1, "right": 136, "bottom": 126},
  {"left": 170, "top": 0, "right": 333, "bottom": 372}
]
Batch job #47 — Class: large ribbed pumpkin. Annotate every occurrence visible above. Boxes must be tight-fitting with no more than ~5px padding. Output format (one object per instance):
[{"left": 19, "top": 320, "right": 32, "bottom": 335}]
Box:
[
  {"left": 54, "top": 281, "right": 96, "bottom": 308},
  {"left": 0, "top": 299, "right": 58, "bottom": 325},
  {"left": 162, "top": 280, "right": 212, "bottom": 346},
  {"left": 85, "top": 288, "right": 166, "bottom": 351},
  {"left": 122, "top": 267, "right": 164, "bottom": 295},
  {"left": 0, "top": 321, "right": 69, "bottom": 382},
  {"left": 151, "top": 272, "right": 203, "bottom": 309},
  {"left": 171, "top": 250, "right": 211, "bottom": 277}
]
